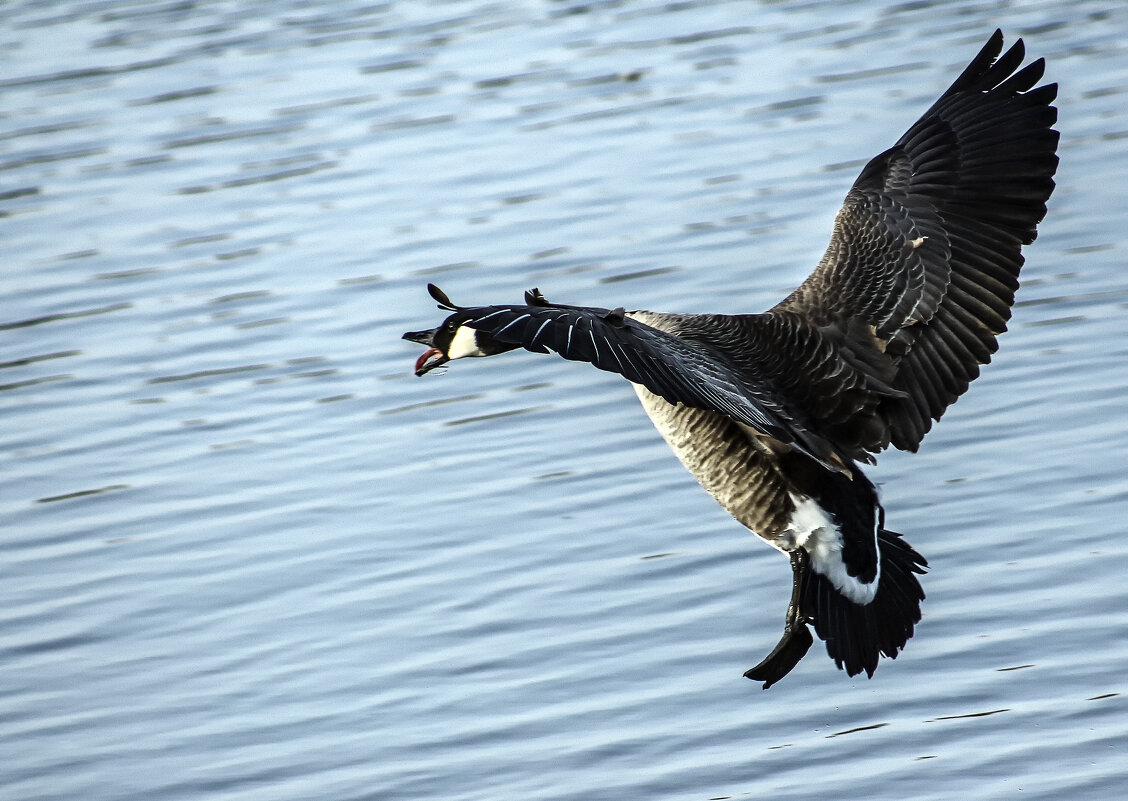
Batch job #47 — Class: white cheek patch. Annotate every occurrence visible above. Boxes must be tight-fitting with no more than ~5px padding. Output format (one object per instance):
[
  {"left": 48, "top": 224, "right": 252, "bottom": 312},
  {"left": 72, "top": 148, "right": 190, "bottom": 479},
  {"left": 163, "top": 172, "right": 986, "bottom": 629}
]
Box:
[
  {"left": 447, "top": 325, "right": 485, "bottom": 359},
  {"left": 787, "top": 493, "right": 880, "bottom": 605}
]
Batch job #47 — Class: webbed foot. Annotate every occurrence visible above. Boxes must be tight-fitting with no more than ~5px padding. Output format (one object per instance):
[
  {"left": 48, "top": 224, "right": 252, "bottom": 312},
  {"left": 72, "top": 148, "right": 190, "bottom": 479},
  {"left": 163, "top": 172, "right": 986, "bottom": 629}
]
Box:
[{"left": 744, "top": 549, "right": 812, "bottom": 689}]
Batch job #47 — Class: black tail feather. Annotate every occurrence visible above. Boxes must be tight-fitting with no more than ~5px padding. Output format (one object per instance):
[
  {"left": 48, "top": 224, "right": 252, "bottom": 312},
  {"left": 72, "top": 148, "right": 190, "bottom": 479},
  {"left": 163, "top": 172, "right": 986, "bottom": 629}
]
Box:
[{"left": 803, "top": 529, "right": 928, "bottom": 678}]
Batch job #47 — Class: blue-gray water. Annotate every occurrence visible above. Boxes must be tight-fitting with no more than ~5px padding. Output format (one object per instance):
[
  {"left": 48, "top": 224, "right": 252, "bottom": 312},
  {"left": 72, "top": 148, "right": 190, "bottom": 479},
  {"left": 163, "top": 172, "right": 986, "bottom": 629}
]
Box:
[{"left": 3, "top": 2, "right": 1127, "bottom": 799}]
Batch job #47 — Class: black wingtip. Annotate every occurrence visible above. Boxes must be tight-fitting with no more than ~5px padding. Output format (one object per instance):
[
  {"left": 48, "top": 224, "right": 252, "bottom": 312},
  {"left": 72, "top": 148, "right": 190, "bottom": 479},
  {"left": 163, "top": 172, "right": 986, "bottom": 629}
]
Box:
[
  {"left": 525, "top": 287, "right": 549, "bottom": 306},
  {"left": 990, "top": 28, "right": 1008, "bottom": 58},
  {"left": 941, "top": 28, "right": 1013, "bottom": 99},
  {"left": 427, "top": 283, "right": 460, "bottom": 311}
]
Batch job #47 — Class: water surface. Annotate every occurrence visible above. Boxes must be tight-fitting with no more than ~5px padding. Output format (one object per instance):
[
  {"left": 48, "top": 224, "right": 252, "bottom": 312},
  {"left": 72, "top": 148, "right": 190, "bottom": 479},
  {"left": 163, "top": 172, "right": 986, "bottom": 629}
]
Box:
[{"left": 3, "top": 1, "right": 1127, "bottom": 799}]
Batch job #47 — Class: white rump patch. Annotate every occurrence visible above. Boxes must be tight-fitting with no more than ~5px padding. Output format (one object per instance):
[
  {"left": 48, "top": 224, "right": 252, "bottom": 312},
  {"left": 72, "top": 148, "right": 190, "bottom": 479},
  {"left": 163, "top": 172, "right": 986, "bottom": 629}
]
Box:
[
  {"left": 447, "top": 325, "right": 486, "bottom": 360},
  {"left": 786, "top": 493, "right": 880, "bottom": 605}
]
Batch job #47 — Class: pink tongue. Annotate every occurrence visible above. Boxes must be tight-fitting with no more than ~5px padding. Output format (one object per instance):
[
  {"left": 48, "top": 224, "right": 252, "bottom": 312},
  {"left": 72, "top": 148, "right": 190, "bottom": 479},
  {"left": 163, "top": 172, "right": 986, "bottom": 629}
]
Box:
[{"left": 415, "top": 347, "right": 440, "bottom": 373}]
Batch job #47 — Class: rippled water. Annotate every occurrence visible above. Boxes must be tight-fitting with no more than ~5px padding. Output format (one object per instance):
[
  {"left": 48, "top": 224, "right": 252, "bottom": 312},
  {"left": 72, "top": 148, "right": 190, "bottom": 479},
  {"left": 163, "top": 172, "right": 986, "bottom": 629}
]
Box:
[{"left": 4, "top": 1, "right": 1128, "bottom": 799}]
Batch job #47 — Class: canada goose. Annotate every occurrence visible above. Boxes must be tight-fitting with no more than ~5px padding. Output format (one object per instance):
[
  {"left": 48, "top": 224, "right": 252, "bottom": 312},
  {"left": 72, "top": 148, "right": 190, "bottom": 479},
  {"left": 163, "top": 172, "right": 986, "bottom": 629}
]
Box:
[{"left": 403, "top": 30, "right": 1058, "bottom": 687}]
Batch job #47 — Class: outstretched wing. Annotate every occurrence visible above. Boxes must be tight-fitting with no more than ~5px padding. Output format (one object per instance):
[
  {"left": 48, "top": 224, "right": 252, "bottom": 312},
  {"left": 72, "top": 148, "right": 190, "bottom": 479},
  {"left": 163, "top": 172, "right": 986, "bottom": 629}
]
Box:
[
  {"left": 453, "top": 290, "right": 846, "bottom": 471},
  {"left": 775, "top": 30, "right": 1059, "bottom": 451}
]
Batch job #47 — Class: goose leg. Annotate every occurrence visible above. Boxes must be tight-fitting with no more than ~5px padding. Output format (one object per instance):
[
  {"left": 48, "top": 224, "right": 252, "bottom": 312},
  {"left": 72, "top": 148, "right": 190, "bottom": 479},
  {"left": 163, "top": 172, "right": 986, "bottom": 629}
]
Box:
[{"left": 744, "top": 548, "right": 813, "bottom": 689}]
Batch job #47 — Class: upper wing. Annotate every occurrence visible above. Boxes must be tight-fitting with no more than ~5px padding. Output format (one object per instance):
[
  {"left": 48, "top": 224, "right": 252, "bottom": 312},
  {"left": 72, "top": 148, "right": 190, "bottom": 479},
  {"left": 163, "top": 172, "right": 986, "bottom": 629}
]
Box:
[
  {"left": 450, "top": 289, "right": 848, "bottom": 472},
  {"left": 774, "top": 30, "right": 1059, "bottom": 451}
]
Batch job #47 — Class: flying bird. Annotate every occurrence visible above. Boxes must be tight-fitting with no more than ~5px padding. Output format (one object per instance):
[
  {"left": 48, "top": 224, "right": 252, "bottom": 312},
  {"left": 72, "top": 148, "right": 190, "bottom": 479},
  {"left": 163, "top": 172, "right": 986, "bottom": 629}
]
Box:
[{"left": 403, "top": 30, "right": 1059, "bottom": 687}]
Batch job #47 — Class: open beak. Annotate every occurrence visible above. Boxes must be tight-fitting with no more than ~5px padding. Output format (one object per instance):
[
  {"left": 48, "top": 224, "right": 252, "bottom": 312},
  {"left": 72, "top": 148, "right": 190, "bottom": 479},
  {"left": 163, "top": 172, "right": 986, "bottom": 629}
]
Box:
[
  {"left": 413, "top": 347, "right": 447, "bottom": 375},
  {"left": 403, "top": 328, "right": 448, "bottom": 376}
]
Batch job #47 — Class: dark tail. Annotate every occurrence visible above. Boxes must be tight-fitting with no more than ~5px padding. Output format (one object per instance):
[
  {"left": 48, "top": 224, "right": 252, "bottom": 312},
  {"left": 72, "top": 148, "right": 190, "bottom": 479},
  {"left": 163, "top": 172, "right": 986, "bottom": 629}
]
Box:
[{"left": 803, "top": 526, "right": 928, "bottom": 678}]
